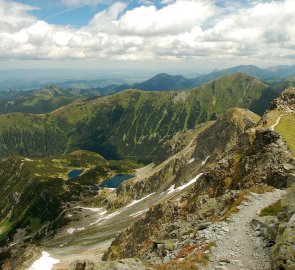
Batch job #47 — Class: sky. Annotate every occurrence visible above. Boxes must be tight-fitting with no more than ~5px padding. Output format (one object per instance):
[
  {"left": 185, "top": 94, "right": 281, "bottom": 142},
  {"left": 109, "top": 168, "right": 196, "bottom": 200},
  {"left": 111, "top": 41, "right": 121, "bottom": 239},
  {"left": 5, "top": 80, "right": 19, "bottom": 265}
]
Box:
[{"left": 0, "top": 0, "right": 294, "bottom": 74}]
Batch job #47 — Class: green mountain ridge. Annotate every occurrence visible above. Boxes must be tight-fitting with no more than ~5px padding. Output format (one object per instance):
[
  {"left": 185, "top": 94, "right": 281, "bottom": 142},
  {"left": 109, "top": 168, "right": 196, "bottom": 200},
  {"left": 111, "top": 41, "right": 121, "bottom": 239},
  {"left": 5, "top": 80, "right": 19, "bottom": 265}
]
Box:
[
  {"left": 0, "top": 85, "right": 102, "bottom": 115},
  {"left": 87, "top": 65, "right": 295, "bottom": 94},
  {"left": 0, "top": 73, "right": 278, "bottom": 161}
]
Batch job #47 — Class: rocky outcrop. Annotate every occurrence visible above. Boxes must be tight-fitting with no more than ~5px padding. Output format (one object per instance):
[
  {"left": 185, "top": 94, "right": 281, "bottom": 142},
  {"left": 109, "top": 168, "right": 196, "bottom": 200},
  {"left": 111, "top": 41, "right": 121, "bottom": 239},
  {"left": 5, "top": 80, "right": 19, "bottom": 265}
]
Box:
[
  {"left": 240, "top": 129, "right": 294, "bottom": 188},
  {"left": 270, "top": 184, "right": 295, "bottom": 270},
  {"left": 1, "top": 245, "right": 41, "bottom": 270},
  {"left": 199, "top": 128, "right": 295, "bottom": 198},
  {"left": 270, "top": 87, "right": 295, "bottom": 112},
  {"left": 248, "top": 184, "right": 295, "bottom": 269},
  {"left": 272, "top": 215, "right": 295, "bottom": 270}
]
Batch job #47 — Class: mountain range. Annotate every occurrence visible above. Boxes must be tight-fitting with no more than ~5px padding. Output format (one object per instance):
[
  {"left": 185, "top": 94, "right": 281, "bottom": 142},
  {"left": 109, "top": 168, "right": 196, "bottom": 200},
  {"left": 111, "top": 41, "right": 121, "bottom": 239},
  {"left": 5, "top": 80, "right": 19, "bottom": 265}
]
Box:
[
  {"left": 0, "top": 73, "right": 278, "bottom": 161},
  {"left": 0, "top": 70, "right": 294, "bottom": 270},
  {"left": 88, "top": 64, "right": 295, "bottom": 94},
  {"left": 1, "top": 64, "right": 295, "bottom": 118},
  {"left": 1, "top": 64, "right": 295, "bottom": 94}
]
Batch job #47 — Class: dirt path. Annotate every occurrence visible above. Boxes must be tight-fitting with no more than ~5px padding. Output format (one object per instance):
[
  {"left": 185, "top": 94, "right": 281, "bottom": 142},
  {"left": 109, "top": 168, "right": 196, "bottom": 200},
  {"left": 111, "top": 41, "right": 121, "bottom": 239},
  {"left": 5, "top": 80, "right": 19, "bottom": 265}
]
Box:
[
  {"left": 203, "top": 189, "right": 285, "bottom": 270},
  {"left": 270, "top": 113, "right": 287, "bottom": 131}
]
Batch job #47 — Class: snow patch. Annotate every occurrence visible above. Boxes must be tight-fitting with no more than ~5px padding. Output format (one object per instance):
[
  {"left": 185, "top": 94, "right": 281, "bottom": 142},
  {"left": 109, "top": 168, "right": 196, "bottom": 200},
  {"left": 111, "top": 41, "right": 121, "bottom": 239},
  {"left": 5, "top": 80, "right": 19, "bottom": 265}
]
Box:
[
  {"left": 167, "top": 173, "right": 203, "bottom": 194},
  {"left": 77, "top": 227, "right": 85, "bottom": 231},
  {"left": 28, "top": 251, "right": 59, "bottom": 270},
  {"left": 127, "top": 193, "right": 155, "bottom": 208},
  {"left": 75, "top": 206, "right": 103, "bottom": 212},
  {"left": 67, "top": 228, "right": 75, "bottom": 234},
  {"left": 167, "top": 184, "right": 175, "bottom": 193},
  {"left": 188, "top": 158, "right": 195, "bottom": 163},
  {"left": 90, "top": 193, "right": 155, "bottom": 225},
  {"left": 201, "top": 156, "right": 210, "bottom": 166},
  {"left": 130, "top": 209, "right": 148, "bottom": 217},
  {"left": 90, "top": 210, "right": 120, "bottom": 225},
  {"left": 59, "top": 241, "right": 68, "bottom": 247},
  {"left": 67, "top": 214, "right": 73, "bottom": 218}
]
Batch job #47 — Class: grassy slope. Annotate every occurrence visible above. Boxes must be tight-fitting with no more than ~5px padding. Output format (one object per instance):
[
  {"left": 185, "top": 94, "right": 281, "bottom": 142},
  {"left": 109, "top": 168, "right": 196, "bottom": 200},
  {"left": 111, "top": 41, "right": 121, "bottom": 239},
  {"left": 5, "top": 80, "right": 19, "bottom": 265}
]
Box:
[
  {"left": 275, "top": 114, "right": 295, "bottom": 156},
  {"left": 0, "top": 85, "right": 92, "bottom": 115},
  {"left": 0, "top": 150, "right": 136, "bottom": 246},
  {"left": 0, "top": 73, "right": 276, "bottom": 160}
]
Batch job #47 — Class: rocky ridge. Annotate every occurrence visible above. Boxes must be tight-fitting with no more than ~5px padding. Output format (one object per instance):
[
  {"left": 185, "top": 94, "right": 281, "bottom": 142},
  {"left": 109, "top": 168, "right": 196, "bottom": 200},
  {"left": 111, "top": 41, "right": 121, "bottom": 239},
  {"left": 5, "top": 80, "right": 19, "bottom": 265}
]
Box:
[
  {"left": 106, "top": 108, "right": 260, "bottom": 208},
  {"left": 102, "top": 88, "right": 295, "bottom": 269}
]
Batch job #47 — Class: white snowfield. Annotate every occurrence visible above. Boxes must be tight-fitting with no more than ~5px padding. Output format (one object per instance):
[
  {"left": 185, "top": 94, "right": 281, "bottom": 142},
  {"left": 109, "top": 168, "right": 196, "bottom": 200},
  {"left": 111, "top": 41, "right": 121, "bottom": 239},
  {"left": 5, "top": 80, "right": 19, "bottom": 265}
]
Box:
[
  {"left": 188, "top": 157, "right": 195, "bottom": 163},
  {"left": 75, "top": 206, "right": 103, "bottom": 212},
  {"left": 167, "top": 173, "right": 203, "bottom": 194},
  {"left": 130, "top": 208, "right": 149, "bottom": 217},
  {"left": 126, "top": 193, "right": 155, "bottom": 208},
  {"left": 90, "top": 193, "right": 155, "bottom": 225},
  {"left": 28, "top": 251, "right": 59, "bottom": 270},
  {"left": 65, "top": 207, "right": 107, "bottom": 234},
  {"left": 67, "top": 228, "right": 76, "bottom": 234},
  {"left": 201, "top": 156, "right": 210, "bottom": 165},
  {"left": 188, "top": 155, "right": 210, "bottom": 165},
  {"left": 66, "top": 227, "right": 85, "bottom": 234}
]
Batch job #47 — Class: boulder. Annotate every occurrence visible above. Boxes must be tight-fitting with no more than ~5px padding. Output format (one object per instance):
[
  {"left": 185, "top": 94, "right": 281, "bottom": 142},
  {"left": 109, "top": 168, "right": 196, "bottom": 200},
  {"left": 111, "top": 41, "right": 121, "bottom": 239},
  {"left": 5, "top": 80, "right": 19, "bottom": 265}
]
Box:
[
  {"left": 251, "top": 216, "right": 278, "bottom": 231},
  {"left": 251, "top": 216, "right": 279, "bottom": 241}
]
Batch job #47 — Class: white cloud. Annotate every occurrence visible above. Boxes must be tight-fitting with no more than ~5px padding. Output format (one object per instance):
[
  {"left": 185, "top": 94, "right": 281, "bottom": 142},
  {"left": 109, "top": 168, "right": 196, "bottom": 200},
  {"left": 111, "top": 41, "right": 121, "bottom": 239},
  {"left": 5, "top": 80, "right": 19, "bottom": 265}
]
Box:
[
  {"left": 0, "top": 0, "right": 294, "bottom": 66},
  {"left": 118, "top": 1, "right": 216, "bottom": 35},
  {"left": 88, "top": 2, "right": 127, "bottom": 32},
  {"left": 60, "top": 0, "right": 111, "bottom": 6},
  {"left": 138, "top": 0, "right": 154, "bottom": 6},
  {"left": 0, "top": 0, "right": 37, "bottom": 32}
]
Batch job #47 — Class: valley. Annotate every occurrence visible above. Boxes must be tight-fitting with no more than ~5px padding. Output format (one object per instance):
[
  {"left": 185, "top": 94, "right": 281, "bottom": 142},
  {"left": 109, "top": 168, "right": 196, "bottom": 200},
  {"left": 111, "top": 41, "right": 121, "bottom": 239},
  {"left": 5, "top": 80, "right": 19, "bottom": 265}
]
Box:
[
  {"left": 1, "top": 0, "right": 295, "bottom": 268},
  {"left": 0, "top": 74, "right": 294, "bottom": 270}
]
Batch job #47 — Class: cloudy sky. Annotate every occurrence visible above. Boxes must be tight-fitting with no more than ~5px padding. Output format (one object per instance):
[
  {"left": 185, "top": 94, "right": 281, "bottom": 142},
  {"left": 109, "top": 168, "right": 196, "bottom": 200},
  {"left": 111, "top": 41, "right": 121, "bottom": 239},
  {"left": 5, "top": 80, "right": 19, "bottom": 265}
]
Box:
[{"left": 0, "top": 0, "right": 294, "bottom": 73}]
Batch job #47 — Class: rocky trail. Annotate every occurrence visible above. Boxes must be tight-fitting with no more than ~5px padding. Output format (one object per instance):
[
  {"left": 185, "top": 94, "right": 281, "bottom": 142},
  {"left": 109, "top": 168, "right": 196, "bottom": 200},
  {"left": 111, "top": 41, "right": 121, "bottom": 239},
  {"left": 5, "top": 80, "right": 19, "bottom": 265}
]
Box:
[{"left": 202, "top": 189, "right": 286, "bottom": 270}]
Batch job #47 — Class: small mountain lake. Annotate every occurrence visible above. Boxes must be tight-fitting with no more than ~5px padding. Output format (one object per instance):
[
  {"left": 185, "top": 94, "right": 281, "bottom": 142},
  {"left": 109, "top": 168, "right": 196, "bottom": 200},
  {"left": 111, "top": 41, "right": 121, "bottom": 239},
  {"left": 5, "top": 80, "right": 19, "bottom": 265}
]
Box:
[
  {"left": 99, "top": 174, "right": 135, "bottom": 188},
  {"left": 68, "top": 169, "right": 83, "bottom": 179}
]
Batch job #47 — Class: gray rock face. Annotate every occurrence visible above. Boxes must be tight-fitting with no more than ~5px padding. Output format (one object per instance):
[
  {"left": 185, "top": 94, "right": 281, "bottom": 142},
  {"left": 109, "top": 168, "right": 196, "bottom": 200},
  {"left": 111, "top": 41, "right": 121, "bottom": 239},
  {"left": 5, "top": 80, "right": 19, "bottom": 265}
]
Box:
[
  {"left": 270, "top": 184, "right": 295, "bottom": 270},
  {"left": 271, "top": 88, "right": 295, "bottom": 112},
  {"left": 239, "top": 129, "right": 295, "bottom": 189}
]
